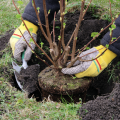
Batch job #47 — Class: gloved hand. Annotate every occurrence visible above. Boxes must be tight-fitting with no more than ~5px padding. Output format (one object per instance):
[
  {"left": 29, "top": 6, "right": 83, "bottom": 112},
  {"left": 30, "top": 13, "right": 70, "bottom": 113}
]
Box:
[
  {"left": 61, "top": 45, "right": 117, "bottom": 78},
  {"left": 10, "top": 20, "right": 38, "bottom": 62}
]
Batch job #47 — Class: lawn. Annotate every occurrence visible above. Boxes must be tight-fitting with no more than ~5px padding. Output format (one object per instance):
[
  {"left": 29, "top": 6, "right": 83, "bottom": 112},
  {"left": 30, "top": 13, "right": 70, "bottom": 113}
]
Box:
[{"left": 0, "top": 0, "right": 120, "bottom": 119}]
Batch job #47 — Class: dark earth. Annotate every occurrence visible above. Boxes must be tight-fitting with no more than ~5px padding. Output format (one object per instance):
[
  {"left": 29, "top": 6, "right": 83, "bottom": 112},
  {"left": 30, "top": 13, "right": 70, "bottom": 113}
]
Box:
[{"left": 0, "top": 9, "right": 120, "bottom": 119}]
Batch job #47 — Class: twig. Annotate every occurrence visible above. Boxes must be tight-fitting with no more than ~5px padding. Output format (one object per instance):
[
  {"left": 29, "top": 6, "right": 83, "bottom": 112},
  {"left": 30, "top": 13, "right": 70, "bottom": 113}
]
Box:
[
  {"left": 67, "top": 56, "right": 79, "bottom": 68},
  {"left": 66, "top": 0, "right": 92, "bottom": 48},
  {"left": 78, "top": 46, "right": 107, "bottom": 62},
  {"left": 53, "top": 42, "right": 59, "bottom": 61},
  {"left": 32, "top": 0, "right": 49, "bottom": 43},
  {"left": 71, "top": 0, "right": 85, "bottom": 60},
  {"left": 110, "top": 36, "right": 120, "bottom": 45},
  {"left": 109, "top": 0, "right": 113, "bottom": 21},
  {"left": 108, "top": 0, "right": 113, "bottom": 45},
  {"left": 43, "top": 0, "right": 53, "bottom": 49},
  {"left": 63, "top": 46, "right": 70, "bottom": 65},
  {"left": 82, "top": 0, "right": 92, "bottom": 18},
  {"left": 53, "top": 12, "right": 56, "bottom": 42},
  {"left": 12, "top": 0, "right": 20, "bottom": 14},
  {"left": 56, "top": 0, "right": 65, "bottom": 62},
  {"left": 60, "top": 0, "right": 66, "bottom": 50}
]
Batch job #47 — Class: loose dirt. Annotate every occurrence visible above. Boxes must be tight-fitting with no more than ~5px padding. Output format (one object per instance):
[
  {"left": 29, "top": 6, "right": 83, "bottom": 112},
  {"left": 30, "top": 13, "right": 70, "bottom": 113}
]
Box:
[
  {"left": 1, "top": 9, "right": 120, "bottom": 119},
  {"left": 15, "top": 64, "right": 42, "bottom": 101},
  {"left": 78, "top": 83, "right": 120, "bottom": 120}
]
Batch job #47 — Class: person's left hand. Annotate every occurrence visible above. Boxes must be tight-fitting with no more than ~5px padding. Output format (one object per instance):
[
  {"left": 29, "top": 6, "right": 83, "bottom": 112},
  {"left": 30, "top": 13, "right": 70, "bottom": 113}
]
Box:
[{"left": 61, "top": 45, "right": 117, "bottom": 78}]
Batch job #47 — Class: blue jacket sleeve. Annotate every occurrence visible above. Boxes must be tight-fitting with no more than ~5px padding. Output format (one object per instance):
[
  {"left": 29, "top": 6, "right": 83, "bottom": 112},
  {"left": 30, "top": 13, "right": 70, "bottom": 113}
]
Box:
[
  {"left": 101, "top": 15, "right": 120, "bottom": 56},
  {"left": 22, "top": 0, "right": 60, "bottom": 26}
]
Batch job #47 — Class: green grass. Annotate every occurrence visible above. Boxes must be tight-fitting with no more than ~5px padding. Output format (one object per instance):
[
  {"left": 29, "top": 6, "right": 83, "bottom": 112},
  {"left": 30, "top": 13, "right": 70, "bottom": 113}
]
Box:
[
  {"left": 0, "top": 89, "right": 80, "bottom": 119},
  {"left": 0, "top": 0, "right": 120, "bottom": 119},
  {"left": 68, "top": 0, "right": 120, "bottom": 13},
  {"left": 0, "top": 0, "right": 29, "bottom": 35},
  {"left": 67, "top": 0, "right": 120, "bottom": 21}
]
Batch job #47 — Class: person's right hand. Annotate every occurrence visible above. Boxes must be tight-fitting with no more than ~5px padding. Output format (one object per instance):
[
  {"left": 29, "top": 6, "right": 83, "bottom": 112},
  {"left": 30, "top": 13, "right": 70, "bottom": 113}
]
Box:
[{"left": 10, "top": 20, "right": 38, "bottom": 62}]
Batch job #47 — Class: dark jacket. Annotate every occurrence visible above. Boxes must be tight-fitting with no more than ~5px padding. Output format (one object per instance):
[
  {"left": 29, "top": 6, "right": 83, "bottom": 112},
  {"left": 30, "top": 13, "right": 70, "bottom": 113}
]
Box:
[
  {"left": 22, "top": 0, "right": 120, "bottom": 56},
  {"left": 22, "top": 0, "right": 60, "bottom": 25},
  {"left": 101, "top": 15, "right": 120, "bottom": 56}
]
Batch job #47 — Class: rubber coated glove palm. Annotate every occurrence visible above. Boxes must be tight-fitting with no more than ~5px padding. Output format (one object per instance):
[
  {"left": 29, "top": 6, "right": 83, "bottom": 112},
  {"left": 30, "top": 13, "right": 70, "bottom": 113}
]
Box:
[
  {"left": 61, "top": 45, "right": 117, "bottom": 78},
  {"left": 10, "top": 20, "right": 38, "bottom": 62}
]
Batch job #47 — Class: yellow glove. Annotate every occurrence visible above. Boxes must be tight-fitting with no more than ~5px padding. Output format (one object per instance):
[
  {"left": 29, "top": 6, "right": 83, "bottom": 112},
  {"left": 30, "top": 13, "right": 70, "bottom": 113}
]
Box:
[
  {"left": 61, "top": 45, "right": 117, "bottom": 78},
  {"left": 75, "top": 45, "right": 117, "bottom": 78},
  {"left": 10, "top": 20, "right": 38, "bottom": 62}
]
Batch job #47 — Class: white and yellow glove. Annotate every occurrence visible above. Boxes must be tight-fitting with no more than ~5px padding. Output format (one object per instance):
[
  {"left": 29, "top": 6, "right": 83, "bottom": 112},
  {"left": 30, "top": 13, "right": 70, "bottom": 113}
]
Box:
[
  {"left": 10, "top": 20, "right": 38, "bottom": 62},
  {"left": 61, "top": 45, "right": 117, "bottom": 78}
]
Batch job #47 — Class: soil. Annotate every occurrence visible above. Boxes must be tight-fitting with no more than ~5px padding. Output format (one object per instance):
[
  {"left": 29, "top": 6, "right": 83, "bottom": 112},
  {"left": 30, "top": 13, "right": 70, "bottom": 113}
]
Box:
[
  {"left": 15, "top": 64, "right": 42, "bottom": 101},
  {"left": 0, "top": 30, "right": 14, "bottom": 51},
  {"left": 1, "top": 9, "right": 120, "bottom": 119},
  {"left": 78, "top": 83, "right": 120, "bottom": 120}
]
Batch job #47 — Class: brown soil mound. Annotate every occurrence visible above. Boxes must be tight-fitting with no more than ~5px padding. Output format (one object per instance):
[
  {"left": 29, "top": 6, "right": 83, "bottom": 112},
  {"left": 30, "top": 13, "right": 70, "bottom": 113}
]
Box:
[{"left": 78, "top": 83, "right": 120, "bottom": 120}]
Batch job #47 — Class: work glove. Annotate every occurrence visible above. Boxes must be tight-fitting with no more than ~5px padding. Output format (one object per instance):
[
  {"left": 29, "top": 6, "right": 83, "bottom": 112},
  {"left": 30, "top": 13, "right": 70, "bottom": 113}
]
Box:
[
  {"left": 61, "top": 45, "right": 117, "bottom": 78},
  {"left": 10, "top": 20, "right": 38, "bottom": 62}
]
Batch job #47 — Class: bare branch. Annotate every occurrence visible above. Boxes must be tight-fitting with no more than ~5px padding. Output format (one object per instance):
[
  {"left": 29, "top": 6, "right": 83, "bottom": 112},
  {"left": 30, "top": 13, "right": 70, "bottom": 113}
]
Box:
[
  {"left": 58, "top": 0, "right": 66, "bottom": 51},
  {"left": 12, "top": 0, "right": 20, "bottom": 14},
  {"left": 66, "top": 0, "right": 92, "bottom": 48},
  {"left": 110, "top": 36, "right": 120, "bottom": 45},
  {"left": 32, "top": 0, "right": 49, "bottom": 43},
  {"left": 71, "top": 0, "right": 85, "bottom": 60},
  {"left": 43, "top": 0, "right": 53, "bottom": 49},
  {"left": 108, "top": 0, "right": 113, "bottom": 45},
  {"left": 57, "top": 0, "right": 66, "bottom": 61},
  {"left": 53, "top": 42, "right": 59, "bottom": 60},
  {"left": 63, "top": 46, "right": 70, "bottom": 65},
  {"left": 82, "top": 0, "right": 92, "bottom": 18},
  {"left": 109, "top": 0, "right": 113, "bottom": 21},
  {"left": 53, "top": 12, "right": 56, "bottom": 42}
]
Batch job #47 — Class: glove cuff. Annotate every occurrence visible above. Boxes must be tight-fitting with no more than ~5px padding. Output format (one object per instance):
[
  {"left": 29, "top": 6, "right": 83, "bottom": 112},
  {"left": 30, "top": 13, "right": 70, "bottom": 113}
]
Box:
[
  {"left": 94, "top": 45, "right": 117, "bottom": 65},
  {"left": 19, "top": 20, "right": 38, "bottom": 34}
]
